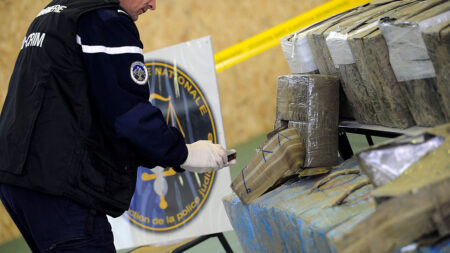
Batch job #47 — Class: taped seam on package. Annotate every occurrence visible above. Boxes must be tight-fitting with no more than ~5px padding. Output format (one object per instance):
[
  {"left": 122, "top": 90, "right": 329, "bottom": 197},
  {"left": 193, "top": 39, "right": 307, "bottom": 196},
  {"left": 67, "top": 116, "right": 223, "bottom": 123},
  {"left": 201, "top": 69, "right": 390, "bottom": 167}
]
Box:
[
  {"left": 378, "top": 11, "right": 450, "bottom": 83},
  {"left": 281, "top": 32, "right": 318, "bottom": 74},
  {"left": 379, "top": 21, "right": 436, "bottom": 82},
  {"left": 325, "top": 31, "right": 355, "bottom": 68},
  {"left": 419, "top": 11, "right": 450, "bottom": 30}
]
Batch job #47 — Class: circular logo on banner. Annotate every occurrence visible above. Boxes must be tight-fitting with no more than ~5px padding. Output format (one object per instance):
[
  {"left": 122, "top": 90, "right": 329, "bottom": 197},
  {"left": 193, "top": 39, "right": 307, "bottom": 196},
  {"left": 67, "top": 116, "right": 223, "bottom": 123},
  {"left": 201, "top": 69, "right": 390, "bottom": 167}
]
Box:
[{"left": 126, "top": 61, "right": 217, "bottom": 232}]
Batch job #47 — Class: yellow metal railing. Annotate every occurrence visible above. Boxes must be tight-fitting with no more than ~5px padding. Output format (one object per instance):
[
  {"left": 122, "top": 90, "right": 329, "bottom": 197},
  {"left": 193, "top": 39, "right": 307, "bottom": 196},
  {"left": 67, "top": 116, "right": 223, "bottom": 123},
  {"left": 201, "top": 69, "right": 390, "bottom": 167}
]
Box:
[{"left": 214, "top": 0, "right": 370, "bottom": 72}]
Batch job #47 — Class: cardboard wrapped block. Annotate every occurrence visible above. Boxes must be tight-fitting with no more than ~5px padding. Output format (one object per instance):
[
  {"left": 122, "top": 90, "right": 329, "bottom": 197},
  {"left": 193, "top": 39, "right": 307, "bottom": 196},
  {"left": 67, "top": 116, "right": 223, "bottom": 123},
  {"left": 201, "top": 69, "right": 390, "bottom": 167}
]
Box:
[
  {"left": 231, "top": 127, "right": 305, "bottom": 205},
  {"left": 276, "top": 74, "right": 339, "bottom": 168}
]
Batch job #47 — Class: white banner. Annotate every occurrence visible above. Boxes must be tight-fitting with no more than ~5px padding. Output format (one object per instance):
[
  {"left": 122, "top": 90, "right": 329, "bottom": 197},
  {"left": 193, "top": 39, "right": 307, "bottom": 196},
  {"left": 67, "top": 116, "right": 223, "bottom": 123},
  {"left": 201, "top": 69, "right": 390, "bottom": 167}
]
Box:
[{"left": 108, "top": 36, "right": 233, "bottom": 250}]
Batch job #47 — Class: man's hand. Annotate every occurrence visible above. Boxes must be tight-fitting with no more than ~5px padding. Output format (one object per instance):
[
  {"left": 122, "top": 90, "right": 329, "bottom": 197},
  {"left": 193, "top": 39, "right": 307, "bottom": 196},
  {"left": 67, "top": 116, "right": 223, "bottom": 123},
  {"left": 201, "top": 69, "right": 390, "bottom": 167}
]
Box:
[{"left": 181, "top": 140, "right": 236, "bottom": 173}]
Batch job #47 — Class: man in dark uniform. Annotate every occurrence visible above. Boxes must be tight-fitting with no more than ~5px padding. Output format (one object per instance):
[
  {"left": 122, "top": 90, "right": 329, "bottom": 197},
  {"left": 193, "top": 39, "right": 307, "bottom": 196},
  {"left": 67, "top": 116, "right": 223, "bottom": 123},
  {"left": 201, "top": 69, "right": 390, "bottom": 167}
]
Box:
[{"left": 0, "top": 0, "right": 235, "bottom": 251}]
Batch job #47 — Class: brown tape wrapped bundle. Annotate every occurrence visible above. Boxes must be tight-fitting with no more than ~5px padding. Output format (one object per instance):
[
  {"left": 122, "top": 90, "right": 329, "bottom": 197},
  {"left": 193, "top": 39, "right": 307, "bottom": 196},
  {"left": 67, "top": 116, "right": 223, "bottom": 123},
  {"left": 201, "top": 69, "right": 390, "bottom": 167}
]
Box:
[
  {"left": 231, "top": 128, "right": 305, "bottom": 205},
  {"left": 312, "top": 0, "right": 416, "bottom": 126},
  {"left": 335, "top": 123, "right": 450, "bottom": 253},
  {"left": 423, "top": 20, "right": 450, "bottom": 121},
  {"left": 275, "top": 74, "right": 339, "bottom": 168},
  {"left": 377, "top": 0, "right": 450, "bottom": 126}
]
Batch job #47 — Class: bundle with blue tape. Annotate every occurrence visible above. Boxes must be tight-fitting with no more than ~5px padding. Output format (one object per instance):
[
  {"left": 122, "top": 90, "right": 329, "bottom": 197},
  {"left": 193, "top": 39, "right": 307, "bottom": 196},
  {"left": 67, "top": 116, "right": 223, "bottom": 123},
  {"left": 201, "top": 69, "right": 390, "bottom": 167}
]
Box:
[{"left": 230, "top": 127, "right": 305, "bottom": 205}]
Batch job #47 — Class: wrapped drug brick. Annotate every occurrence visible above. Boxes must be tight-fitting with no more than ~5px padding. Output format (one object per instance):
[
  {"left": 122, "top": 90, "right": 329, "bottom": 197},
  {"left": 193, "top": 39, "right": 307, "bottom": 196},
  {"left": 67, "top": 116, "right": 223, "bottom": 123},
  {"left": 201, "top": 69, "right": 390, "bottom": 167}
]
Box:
[
  {"left": 279, "top": 9, "right": 352, "bottom": 75},
  {"left": 356, "top": 133, "right": 444, "bottom": 188},
  {"left": 320, "top": 0, "right": 417, "bottom": 125},
  {"left": 280, "top": 5, "right": 372, "bottom": 121},
  {"left": 302, "top": 4, "right": 381, "bottom": 121},
  {"left": 224, "top": 155, "right": 450, "bottom": 253},
  {"left": 336, "top": 123, "right": 450, "bottom": 253},
  {"left": 324, "top": 0, "right": 424, "bottom": 129},
  {"left": 306, "top": 2, "right": 376, "bottom": 75},
  {"left": 231, "top": 127, "right": 305, "bottom": 205},
  {"left": 275, "top": 74, "right": 339, "bottom": 168},
  {"left": 343, "top": 0, "right": 449, "bottom": 128},
  {"left": 280, "top": 30, "right": 319, "bottom": 75},
  {"left": 378, "top": 0, "right": 450, "bottom": 126},
  {"left": 423, "top": 20, "right": 450, "bottom": 121}
]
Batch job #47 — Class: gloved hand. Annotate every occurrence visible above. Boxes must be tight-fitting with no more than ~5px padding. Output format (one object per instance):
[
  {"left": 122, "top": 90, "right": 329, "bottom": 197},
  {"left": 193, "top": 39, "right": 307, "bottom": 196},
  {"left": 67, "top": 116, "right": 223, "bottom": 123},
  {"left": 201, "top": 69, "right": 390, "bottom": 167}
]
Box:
[{"left": 180, "top": 140, "right": 236, "bottom": 173}]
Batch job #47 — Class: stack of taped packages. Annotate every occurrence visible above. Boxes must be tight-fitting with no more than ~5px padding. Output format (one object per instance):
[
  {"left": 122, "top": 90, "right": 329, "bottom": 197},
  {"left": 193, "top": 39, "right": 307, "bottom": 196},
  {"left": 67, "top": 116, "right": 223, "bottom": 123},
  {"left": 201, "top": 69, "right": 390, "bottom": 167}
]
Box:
[
  {"left": 336, "top": 123, "right": 450, "bottom": 252},
  {"left": 281, "top": 0, "right": 450, "bottom": 128},
  {"left": 223, "top": 123, "right": 450, "bottom": 253},
  {"left": 231, "top": 74, "right": 340, "bottom": 205}
]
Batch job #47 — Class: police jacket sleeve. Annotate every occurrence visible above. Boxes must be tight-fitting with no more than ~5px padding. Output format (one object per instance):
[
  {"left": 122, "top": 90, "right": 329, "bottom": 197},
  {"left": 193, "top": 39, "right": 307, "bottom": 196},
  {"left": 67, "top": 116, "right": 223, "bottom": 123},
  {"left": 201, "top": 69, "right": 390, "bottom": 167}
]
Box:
[{"left": 77, "top": 9, "right": 187, "bottom": 170}]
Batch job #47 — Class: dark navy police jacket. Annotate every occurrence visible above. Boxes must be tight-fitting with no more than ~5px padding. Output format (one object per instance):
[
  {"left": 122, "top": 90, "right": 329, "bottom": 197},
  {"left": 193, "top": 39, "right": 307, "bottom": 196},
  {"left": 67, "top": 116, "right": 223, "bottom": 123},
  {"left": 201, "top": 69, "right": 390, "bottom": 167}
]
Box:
[{"left": 0, "top": 0, "right": 187, "bottom": 217}]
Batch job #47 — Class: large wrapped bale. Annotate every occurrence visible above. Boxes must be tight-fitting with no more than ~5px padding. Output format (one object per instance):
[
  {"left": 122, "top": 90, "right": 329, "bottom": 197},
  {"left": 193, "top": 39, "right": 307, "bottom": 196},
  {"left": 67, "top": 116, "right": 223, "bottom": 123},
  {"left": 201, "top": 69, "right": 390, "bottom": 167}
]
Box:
[
  {"left": 357, "top": 133, "right": 444, "bottom": 188},
  {"left": 378, "top": 1, "right": 450, "bottom": 126},
  {"left": 342, "top": 1, "right": 448, "bottom": 128},
  {"left": 307, "top": 0, "right": 415, "bottom": 125},
  {"left": 275, "top": 74, "right": 339, "bottom": 168},
  {"left": 323, "top": 0, "right": 418, "bottom": 126},
  {"left": 286, "top": 4, "right": 389, "bottom": 121},
  {"left": 231, "top": 127, "right": 305, "bottom": 205},
  {"left": 280, "top": 9, "right": 357, "bottom": 120},
  {"left": 280, "top": 9, "right": 355, "bottom": 75},
  {"left": 305, "top": 3, "right": 383, "bottom": 121},
  {"left": 280, "top": 30, "right": 319, "bottom": 75},
  {"left": 223, "top": 157, "right": 450, "bottom": 253},
  {"left": 226, "top": 159, "right": 375, "bottom": 253},
  {"left": 336, "top": 177, "right": 450, "bottom": 253},
  {"left": 423, "top": 20, "right": 450, "bottom": 121},
  {"left": 306, "top": 2, "right": 382, "bottom": 75},
  {"left": 336, "top": 123, "right": 450, "bottom": 253}
]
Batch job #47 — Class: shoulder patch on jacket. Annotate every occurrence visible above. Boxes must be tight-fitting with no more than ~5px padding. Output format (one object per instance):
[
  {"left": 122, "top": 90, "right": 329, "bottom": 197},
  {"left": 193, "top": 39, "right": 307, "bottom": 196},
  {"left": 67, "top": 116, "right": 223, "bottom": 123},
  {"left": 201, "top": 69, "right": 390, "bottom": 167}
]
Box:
[{"left": 130, "top": 61, "right": 148, "bottom": 85}]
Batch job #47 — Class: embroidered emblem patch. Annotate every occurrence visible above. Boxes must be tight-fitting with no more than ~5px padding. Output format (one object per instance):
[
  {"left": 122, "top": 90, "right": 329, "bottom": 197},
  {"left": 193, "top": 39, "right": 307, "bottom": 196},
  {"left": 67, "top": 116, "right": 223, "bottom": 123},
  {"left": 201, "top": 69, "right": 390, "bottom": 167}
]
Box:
[{"left": 130, "top": 61, "right": 148, "bottom": 85}]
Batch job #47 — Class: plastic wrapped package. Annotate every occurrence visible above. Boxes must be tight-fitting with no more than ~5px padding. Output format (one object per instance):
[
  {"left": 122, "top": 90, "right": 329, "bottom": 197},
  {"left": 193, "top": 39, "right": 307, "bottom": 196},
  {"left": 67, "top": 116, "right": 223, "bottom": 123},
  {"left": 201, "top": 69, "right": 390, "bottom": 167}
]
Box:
[
  {"left": 306, "top": 3, "right": 375, "bottom": 75},
  {"left": 422, "top": 20, "right": 450, "bottom": 120},
  {"left": 279, "top": 10, "right": 357, "bottom": 120},
  {"left": 279, "top": 8, "right": 357, "bottom": 75},
  {"left": 341, "top": 0, "right": 436, "bottom": 129},
  {"left": 370, "top": 123, "right": 450, "bottom": 201},
  {"left": 378, "top": 2, "right": 450, "bottom": 126},
  {"left": 344, "top": 0, "right": 448, "bottom": 128},
  {"left": 307, "top": 0, "right": 410, "bottom": 125},
  {"left": 225, "top": 158, "right": 377, "bottom": 253},
  {"left": 276, "top": 74, "right": 339, "bottom": 168},
  {"left": 356, "top": 133, "right": 444, "bottom": 187},
  {"left": 224, "top": 124, "right": 450, "bottom": 253},
  {"left": 305, "top": 5, "right": 375, "bottom": 121},
  {"left": 336, "top": 123, "right": 450, "bottom": 252},
  {"left": 280, "top": 33, "right": 318, "bottom": 74},
  {"left": 289, "top": 121, "right": 338, "bottom": 168},
  {"left": 321, "top": 1, "right": 410, "bottom": 125},
  {"left": 231, "top": 127, "right": 305, "bottom": 205}
]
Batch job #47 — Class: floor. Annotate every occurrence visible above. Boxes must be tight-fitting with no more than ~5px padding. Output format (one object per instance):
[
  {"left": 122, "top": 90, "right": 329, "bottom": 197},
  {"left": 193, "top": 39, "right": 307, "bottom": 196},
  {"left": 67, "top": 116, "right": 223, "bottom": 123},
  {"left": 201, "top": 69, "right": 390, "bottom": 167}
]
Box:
[{"left": 0, "top": 132, "right": 386, "bottom": 253}]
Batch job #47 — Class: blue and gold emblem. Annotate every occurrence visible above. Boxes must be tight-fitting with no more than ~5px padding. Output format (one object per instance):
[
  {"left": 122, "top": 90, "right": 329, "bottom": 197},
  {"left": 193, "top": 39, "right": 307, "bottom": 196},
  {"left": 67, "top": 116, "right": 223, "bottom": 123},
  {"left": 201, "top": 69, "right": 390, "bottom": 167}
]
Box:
[
  {"left": 130, "top": 61, "right": 148, "bottom": 85},
  {"left": 127, "top": 61, "right": 217, "bottom": 231}
]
